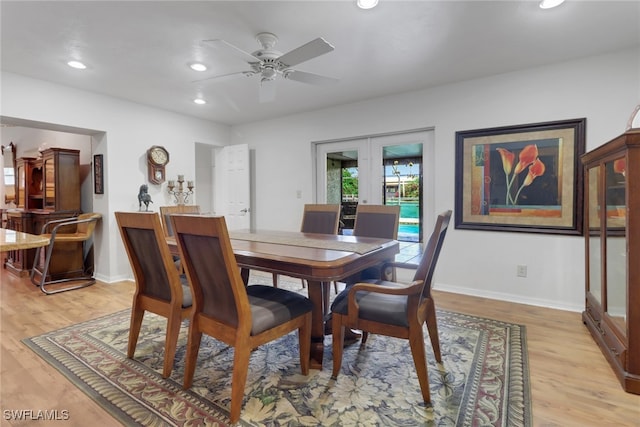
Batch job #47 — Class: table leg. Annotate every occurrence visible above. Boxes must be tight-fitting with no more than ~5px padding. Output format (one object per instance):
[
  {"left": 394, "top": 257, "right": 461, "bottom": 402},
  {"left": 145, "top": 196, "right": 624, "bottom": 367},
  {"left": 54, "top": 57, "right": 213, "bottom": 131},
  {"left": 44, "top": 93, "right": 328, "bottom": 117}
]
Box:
[
  {"left": 306, "top": 280, "right": 329, "bottom": 370},
  {"left": 240, "top": 268, "right": 249, "bottom": 286}
]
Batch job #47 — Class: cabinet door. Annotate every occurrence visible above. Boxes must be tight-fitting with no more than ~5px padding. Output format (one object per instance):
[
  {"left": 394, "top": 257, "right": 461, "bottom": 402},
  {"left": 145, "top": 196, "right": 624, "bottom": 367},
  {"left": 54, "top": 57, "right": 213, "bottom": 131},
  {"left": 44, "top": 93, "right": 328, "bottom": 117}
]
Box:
[
  {"left": 43, "top": 156, "right": 56, "bottom": 209},
  {"left": 605, "top": 157, "right": 627, "bottom": 336},
  {"left": 16, "top": 162, "right": 26, "bottom": 209},
  {"left": 586, "top": 166, "right": 602, "bottom": 307}
]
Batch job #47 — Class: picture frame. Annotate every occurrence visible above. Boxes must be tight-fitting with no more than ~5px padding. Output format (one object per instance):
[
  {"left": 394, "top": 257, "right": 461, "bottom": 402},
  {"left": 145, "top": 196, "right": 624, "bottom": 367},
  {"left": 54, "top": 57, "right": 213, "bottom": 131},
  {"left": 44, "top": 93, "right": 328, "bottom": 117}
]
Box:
[
  {"left": 455, "top": 118, "right": 586, "bottom": 235},
  {"left": 94, "top": 154, "right": 104, "bottom": 194}
]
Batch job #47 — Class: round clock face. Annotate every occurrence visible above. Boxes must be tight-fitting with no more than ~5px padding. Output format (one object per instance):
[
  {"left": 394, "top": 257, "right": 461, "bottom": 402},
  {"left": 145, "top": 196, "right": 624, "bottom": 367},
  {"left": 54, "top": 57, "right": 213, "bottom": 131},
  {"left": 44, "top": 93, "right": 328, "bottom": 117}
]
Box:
[{"left": 149, "top": 147, "right": 168, "bottom": 165}]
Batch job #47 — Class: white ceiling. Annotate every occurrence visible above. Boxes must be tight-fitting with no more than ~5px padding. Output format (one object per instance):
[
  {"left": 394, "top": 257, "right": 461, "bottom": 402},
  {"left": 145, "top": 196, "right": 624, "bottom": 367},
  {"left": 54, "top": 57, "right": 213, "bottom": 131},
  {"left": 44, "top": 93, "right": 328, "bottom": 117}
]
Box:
[{"left": 1, "top": 1, "right": 639, "bottom": 126}]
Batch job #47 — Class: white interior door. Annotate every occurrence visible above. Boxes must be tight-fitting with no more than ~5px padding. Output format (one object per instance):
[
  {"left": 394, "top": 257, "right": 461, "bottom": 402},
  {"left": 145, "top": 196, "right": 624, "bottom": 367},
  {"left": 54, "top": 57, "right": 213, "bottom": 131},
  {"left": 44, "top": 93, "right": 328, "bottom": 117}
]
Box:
[{"left": 215, "top": 144, "right": 251, "bottom": 230}]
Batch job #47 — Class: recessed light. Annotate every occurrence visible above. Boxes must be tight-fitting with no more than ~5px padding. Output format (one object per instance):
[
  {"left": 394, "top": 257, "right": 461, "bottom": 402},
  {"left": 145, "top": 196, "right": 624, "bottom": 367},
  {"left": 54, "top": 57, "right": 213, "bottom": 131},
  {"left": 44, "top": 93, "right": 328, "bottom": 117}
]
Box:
[
  {"left": 539, "top": 0, "right": 565, "bottom": 9},
  {"left": 190, "top": 63, "right": 207, "bottom": 72},
  {"left": 357, "top": 0, "right": 378, "bottom": 9},
  {"left": 67, "top": 60, "right": 87, "bottom": 69},
  {"left": 194, "top": 98, "right": 206, "bottom": 105}
]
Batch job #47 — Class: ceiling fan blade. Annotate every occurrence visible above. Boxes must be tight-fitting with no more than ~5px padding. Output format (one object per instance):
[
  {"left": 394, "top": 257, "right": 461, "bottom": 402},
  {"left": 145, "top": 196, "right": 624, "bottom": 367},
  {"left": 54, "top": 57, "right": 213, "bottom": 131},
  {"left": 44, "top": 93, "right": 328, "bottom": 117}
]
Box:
[
  {"left": 259, "top": 78, "right": 276, "bottom": 103},
  {"left": 285, "top": 70, "right": 339, "bottom": 86},
  {"left": 202, "top": 39, "right": 259, "bottom": 63},
  {"left": 192, "top": 70, "right": 253, "bottom": 84},
  {"left": 277, "top": 37, "right": 335, "bottom": 67}
]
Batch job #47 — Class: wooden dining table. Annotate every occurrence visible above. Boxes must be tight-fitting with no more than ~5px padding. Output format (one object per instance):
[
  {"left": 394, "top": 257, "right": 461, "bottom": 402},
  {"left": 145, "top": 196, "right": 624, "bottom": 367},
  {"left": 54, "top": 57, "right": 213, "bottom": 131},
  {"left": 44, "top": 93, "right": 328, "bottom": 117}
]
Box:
[
  {"left": 167, "top": 229, "right": 399, "bottom": 369},
  {"left": 0, "top": 228, "right": 50, "bottom": 252}
]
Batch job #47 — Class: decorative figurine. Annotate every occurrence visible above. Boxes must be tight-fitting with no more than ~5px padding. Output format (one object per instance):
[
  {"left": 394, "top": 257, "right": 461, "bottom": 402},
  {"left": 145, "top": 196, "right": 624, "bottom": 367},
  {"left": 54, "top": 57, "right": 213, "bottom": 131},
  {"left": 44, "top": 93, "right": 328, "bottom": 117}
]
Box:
[{"left": 138, "top": 184, "right": 153, "bottom": 211}]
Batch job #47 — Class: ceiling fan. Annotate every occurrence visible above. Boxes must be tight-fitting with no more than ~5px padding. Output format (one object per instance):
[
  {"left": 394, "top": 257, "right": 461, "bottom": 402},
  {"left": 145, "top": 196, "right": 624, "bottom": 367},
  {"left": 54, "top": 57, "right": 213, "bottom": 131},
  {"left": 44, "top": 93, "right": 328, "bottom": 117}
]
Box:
[{"left": 195, "top": 32, "right": 338, "bottom": 102}]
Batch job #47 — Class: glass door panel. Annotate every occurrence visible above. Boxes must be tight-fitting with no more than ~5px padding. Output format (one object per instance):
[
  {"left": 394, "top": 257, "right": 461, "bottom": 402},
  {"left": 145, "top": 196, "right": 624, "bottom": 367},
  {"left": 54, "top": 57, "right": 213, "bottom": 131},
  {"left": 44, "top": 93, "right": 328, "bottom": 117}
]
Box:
[
  {"left": 605, "top": 157, "right": 627, "bottom": 334},
  {"left": 587, "top": 166, "right": 602, "bottom": 306}
]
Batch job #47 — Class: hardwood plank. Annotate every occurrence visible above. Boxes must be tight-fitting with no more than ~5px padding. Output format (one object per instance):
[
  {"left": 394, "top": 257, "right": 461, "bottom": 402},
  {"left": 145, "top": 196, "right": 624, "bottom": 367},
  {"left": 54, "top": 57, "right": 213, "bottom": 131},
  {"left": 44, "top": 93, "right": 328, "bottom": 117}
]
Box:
[{"left": 1, "top": 268, "right": 638, "bottom": 426}]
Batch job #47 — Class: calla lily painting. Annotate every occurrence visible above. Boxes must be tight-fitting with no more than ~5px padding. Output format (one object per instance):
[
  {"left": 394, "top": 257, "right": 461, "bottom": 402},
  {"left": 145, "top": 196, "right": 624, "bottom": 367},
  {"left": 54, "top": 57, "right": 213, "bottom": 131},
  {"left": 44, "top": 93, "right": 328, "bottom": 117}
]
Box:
[{"left": 455, "top": 119, "right": 586, "bottom": 235}]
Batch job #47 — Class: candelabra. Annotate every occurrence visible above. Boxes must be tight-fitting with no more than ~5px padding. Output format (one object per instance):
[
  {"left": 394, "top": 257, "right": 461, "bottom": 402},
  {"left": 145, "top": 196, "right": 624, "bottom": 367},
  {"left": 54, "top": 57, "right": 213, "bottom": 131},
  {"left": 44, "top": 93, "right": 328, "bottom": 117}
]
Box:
[{"left": 167, "top": 175, "right": 194, "bottom": 205}]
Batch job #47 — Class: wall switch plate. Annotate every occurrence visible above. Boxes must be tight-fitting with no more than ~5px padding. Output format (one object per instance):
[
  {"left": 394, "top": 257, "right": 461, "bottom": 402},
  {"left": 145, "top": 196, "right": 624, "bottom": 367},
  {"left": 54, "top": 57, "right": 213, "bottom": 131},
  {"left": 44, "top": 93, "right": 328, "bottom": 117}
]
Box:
[{"left": 517, "top": 265, "right": 527, "bottom": 277}]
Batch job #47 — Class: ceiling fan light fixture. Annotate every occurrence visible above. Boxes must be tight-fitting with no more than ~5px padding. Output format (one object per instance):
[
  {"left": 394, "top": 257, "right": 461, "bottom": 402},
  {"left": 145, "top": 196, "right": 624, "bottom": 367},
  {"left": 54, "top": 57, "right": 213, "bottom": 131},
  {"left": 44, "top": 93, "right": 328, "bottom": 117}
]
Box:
[
  {"left": 357, "top": 0, "right": 378, "bottom": 9},
  {"left": 190, "top": 63, "right": 207, "bottom": 72},
  {"left": 539, "top": 0, "right": 565, "bottom": 9},
  {"left": 67, "top": 60, "right": 87, "bottom": 70},
  {"left": 193, "top": 98, "right": 206, "bottom": 105}
]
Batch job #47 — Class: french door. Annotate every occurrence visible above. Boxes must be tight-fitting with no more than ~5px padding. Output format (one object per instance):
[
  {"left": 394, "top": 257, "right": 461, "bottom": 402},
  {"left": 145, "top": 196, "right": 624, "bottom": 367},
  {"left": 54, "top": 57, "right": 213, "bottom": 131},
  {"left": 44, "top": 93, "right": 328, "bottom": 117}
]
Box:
[{"left": 313, "top": 129, "right": 434, "bottom": 242}]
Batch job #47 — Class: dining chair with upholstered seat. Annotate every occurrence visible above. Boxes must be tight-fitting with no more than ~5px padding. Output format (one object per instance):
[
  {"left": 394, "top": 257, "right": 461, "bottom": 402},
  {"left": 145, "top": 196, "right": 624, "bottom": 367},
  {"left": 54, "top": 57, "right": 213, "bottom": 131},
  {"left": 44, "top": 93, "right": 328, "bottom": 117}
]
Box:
[
  {"left": 171, "top": 214, "right": 313, "bottom": 424},
  {"left": 272, "top": 203, "right": 341, "bottom": 288},
  {"left": 331, "top": 210, "right": 452, "bottom": 404},
  {"left": 115, "top": 211, "right": 193, "bottom": 378},
  {"left": 30, "top": 212, "right": 102, "bottom": 295}
]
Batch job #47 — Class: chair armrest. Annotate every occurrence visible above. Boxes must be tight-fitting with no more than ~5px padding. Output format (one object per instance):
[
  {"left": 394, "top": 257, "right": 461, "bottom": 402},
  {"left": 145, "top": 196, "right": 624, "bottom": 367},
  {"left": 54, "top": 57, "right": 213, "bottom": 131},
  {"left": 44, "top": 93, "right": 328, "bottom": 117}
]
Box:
[
  {"left": 46, "top": 217, "right": 99, "bottom": 241},
  {"left": 39, "top": 216, "right": 79, "bottom": 234},
  {"left": 346, "top": 280, "right": 423, "bottom": 324}
]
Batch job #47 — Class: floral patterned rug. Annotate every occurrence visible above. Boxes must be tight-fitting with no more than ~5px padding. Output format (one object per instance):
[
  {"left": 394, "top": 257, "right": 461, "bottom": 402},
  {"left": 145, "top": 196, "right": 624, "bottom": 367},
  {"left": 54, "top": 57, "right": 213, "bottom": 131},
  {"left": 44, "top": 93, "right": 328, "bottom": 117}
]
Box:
[{"left": 23, "top": 274, "right": 531, "bottom": 426}]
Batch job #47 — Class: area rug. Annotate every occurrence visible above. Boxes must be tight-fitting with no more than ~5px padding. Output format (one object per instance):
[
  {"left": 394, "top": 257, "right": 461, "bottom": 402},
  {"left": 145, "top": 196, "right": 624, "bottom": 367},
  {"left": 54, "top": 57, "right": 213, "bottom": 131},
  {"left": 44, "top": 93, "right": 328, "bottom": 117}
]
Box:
[{"left": 23, "top": 276, "right": 531, "bottom": 426}]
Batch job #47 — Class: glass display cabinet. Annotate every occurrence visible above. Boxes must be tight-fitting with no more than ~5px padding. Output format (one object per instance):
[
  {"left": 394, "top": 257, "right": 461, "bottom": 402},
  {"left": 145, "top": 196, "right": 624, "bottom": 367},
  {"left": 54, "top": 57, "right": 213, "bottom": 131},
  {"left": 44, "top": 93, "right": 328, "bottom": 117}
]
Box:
[{"left": 582, "top": 128, "right": 639, "bottom": 394}]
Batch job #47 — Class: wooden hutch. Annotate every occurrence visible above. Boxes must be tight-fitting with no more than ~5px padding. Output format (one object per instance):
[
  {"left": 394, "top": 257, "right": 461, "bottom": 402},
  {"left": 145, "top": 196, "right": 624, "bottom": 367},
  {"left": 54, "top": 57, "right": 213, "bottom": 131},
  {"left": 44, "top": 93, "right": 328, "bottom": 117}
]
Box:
[
  {"left": 4, "top": 148, "right": 82, "bottom": 277},
  {"left": 582, "top": 128, "right": 640, "bottom": 394}
]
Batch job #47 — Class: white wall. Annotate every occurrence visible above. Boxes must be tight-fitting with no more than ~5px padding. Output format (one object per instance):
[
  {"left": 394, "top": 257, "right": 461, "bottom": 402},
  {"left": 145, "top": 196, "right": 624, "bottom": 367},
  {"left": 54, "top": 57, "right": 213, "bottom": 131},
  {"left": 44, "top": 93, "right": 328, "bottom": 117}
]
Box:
[
  {"left": 1, "top": 48, "right": 638, "bottom": 311},
  {"left": 230, "top": 48, "right": 640, "bottom": 311},
  {"left": 1, "top": 72, "right": 231, "bottom": 282}
]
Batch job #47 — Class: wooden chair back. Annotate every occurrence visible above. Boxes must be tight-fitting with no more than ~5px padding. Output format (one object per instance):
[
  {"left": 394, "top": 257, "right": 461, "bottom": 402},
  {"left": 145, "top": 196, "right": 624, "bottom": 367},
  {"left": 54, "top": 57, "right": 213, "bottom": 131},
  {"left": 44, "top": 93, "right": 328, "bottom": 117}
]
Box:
[
  {"left": 115, "top": 211, "right": 192, "bottom": 378},
  {"left": 353, "top": 204, "right": 400, "bottom": 239},
  {"left": 171, "top": 214, "right": 248, "bottom": 328},
  {"left": 300, "top": 204, "right": 341, "bottom": 234},
  {"left": 414, "top": 210, "right": 452, "bottom": 303},
  {"left": 159, "top": 205, "right": 201, "bottom": 237}
]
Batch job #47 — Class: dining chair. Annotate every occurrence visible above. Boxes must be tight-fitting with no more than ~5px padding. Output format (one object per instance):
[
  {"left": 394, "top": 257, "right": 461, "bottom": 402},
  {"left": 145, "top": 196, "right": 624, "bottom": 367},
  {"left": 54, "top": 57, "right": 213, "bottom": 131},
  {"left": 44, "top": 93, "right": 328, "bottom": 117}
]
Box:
[
  {"left": 115, "top": 211, "right": 193, "bottom": 378},
  {"left": 159, "top": 205, "right": 201, "bottom": 237},
  {"left": 272, "top": 203, "right": 341, "bottom": 288},
  {"left": 331, "top": 210, "right": 452, "bottom": 404},
  {"left": 171, "top": 214, "right": 313, "bottom": 424},
  {"left": 30, "top": 212, "right": 102, "bottom": 295},
  {"left": 335, "top": 204, "right": 400, "bottom": 292}
]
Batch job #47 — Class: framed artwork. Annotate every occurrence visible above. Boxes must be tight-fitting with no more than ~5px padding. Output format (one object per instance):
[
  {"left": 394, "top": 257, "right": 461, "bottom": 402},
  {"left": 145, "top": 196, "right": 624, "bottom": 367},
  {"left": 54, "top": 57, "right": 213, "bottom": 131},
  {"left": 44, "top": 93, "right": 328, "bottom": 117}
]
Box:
[
  {"left": 94, "top": 154, "right": 104, "bottom": 194},
  {"left": 455, "top": 118, "right": 586, "bottom": 235}
]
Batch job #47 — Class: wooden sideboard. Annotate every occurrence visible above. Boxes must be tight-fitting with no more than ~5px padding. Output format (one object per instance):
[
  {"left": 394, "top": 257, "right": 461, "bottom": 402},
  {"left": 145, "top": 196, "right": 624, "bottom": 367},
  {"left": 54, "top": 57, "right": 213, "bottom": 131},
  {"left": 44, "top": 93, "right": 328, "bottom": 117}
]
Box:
[{"left": 4, "top": 148, "right": 83, "bottom": 278}]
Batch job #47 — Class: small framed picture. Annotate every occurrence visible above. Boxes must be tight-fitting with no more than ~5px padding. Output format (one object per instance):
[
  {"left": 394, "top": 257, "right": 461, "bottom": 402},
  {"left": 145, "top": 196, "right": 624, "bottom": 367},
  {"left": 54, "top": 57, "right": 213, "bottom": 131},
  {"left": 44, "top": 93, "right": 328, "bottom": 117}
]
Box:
[{"left": 94, "top": 154, "right": 104, "bottom": 194}]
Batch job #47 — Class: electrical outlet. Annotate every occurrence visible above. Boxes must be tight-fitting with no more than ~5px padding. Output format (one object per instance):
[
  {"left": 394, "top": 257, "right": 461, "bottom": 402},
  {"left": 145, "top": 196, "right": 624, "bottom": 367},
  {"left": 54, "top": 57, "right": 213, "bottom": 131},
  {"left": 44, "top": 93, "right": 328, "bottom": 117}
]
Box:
[{"left": 517, "top": 265, "right": 527, "bottom": 277}]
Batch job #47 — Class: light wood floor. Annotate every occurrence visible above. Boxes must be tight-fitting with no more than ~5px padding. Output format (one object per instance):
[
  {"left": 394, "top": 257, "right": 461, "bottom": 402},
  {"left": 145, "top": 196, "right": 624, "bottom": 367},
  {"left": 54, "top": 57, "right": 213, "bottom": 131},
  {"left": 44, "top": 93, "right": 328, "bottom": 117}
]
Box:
[{"left": 1, "top": 268, "right": 639, "bottom": 426}]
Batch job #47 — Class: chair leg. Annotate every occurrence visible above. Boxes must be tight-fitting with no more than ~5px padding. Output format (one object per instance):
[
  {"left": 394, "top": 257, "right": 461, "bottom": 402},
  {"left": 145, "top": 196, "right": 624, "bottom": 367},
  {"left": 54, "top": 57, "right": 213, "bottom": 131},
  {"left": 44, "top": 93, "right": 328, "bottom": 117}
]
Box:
[
  {"left": 301, "top": 278, "right": 306, "bottom": 289},
  {"left": 272, "top": 272, "right": 279, "bottom": 288},
  {"left": 230, "top": 341, "right": 252, "bottom": 424},
  {"left": 361, "top": 331, "right": 369, "bottom": 343},
  {"left": 127, "top": 306, "right": 145, "bottom": 359},
  {"left": 425, "top": 298, "right": 442, "bottom": 363},
  {"left": 162, "top": 309, "right": 182, "bottom": 378},
  {"left": 408, "top": 323, "right": 431, "bottom": 404},
  {"left": 333, "top": 281, "right": 339, "bottom": 294},
  {"left": 183, "top": 326, "right": 203, "bottom": 389},
  {"left": 331, "top": 314, "right": 345, "bottom": 379},
  {"left": 31, "top": 240, "right": 96, "bottom": 295},
  {"left": 298, "top": 313, "right": 312, "bottom": 375}
]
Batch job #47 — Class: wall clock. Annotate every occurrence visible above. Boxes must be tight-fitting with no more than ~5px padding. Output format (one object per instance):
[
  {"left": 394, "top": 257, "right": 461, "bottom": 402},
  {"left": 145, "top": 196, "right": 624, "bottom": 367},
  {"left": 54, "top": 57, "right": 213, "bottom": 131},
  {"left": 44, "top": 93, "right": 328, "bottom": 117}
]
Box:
[{"left": 147, "top": 145, "right": 169, "bottom": 184}]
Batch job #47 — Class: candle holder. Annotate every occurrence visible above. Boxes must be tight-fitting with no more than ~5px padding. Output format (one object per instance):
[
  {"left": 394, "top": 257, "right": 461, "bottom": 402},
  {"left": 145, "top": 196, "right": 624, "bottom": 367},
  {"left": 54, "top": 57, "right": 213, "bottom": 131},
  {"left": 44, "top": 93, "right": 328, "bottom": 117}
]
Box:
[{"left": 167, "top": 175, "right": 194, "bottom": 205}]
